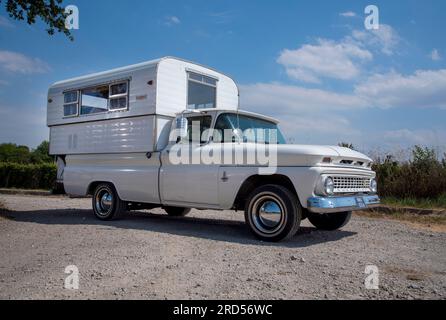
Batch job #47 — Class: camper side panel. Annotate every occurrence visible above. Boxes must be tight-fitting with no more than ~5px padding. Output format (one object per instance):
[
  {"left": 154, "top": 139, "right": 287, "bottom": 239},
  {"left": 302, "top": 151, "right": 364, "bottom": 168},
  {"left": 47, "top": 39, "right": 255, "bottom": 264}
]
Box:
[{"left": 49, "top": 115, "right": 156, "bottom": 155}]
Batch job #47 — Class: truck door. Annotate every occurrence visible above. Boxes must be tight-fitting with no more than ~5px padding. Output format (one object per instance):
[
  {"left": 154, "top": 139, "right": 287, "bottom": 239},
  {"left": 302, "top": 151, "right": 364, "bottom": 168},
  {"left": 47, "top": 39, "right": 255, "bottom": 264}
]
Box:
[{"left": 159, "top": 115, "right": 220, "bottom": 207}]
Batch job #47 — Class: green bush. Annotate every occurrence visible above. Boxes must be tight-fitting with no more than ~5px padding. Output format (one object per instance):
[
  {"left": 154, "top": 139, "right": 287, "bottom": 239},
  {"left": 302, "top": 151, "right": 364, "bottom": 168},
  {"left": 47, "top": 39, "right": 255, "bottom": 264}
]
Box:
[
  {"left": 373, "top": 146, "right": 446, "bottom": 199},
  {"left": 0, "top": 162, "right": 57, "bottom": 190}
]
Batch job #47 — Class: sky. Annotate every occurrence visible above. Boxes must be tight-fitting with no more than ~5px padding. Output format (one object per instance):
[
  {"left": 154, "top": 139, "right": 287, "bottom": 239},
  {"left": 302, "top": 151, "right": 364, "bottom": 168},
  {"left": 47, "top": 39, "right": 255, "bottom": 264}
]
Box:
[{"left": 0, "top": 0, "right": 445, "bottom": 155}]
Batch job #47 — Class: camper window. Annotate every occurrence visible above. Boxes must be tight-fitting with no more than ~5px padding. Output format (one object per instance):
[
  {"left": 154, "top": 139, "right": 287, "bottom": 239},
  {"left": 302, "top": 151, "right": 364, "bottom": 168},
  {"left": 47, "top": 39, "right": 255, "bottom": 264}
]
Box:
[
  {"left": 109, "top": 97, "right": 127, "bottom": 110},
  {"left": 63, "top": 91, "right": 79, "bottom": 117},
  {"left": 80, "top": 85, "right": 109, "bottom": 115},
  {"left": 187, "top": 72, "right": 217, "bottom": 109},
  {"left": 109, "top": 81, "right": 128, "bottom": 111},
  {"left": 110, "top": 82, "right": 128, "bottom": 96}
]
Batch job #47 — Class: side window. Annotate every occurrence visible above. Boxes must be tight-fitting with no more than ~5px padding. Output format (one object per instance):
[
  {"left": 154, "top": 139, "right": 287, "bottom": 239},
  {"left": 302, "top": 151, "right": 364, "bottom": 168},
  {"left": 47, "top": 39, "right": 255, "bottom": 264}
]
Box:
[
  {"left": 186, "top": 116, "right": 213, "bottom": 143},
  {"left": 64, "top": 80, "right": 129, "bottom": 117},
  {"left": 80, "top": 85, "right": 109, "bottom": 115},
  {"left": 109, "top": 81, "right": 128, "bottom": 111},
  {"left": 63, "top": 91, "right": 79, "bottom": 117},
  {"left": 187, "top": 72, "right": 217, "bottom": 109}
]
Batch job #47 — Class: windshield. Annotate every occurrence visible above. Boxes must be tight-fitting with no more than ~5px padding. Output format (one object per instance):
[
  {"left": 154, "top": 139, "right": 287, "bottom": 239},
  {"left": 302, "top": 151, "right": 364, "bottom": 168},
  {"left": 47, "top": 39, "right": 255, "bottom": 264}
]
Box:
[{"left": 214, "top": 113, "right": 286, "bottom": 144}]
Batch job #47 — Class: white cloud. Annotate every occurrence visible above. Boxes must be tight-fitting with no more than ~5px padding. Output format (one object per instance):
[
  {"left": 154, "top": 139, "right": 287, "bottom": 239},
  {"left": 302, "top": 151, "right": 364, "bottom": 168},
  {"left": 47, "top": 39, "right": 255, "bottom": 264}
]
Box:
[
  {"left": 381, "top": 129, "right": 446, "bottom": 149},
  {"left": 339, "top": 11, "right": 357, "bottom": 17},
  {"left": 430, "top": 49, "right": 441, "bottom": 61},
  {"left": 277, "top": 39, "right": 372, "bottom": 83},
  {"left": 0, "top": 50, "right": 50, "bottom": 74},
  {"left": 164, "top": 16, "right": 181, "bottom": 26},
  {"left": 0, "top": 16, "right": 14, "bottom": 28},
  {"left": 351, "top": 24, "right": 400, "bottom": 55},
  {"left": 208, "top": 11, "right": 235, "bottom": 24},
  {"left": 355, "top": 69, "right": 446, "bottom": 109},
  {"left": 240, "top": 83, "right": 364, "bottom": 144},
  {"left": 240, "top": 82, "right": 367, "bottom": 113}
]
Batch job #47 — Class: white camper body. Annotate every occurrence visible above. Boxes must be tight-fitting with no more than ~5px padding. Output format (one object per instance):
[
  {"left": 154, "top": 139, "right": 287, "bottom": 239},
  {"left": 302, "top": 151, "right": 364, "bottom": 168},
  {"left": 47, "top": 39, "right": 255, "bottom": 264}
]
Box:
[
  {"left": 47, "top": 57, "right": 239, "bottom": 202},
  {"left": 47, "top": 57, "right": 239, "bottom": 155}
]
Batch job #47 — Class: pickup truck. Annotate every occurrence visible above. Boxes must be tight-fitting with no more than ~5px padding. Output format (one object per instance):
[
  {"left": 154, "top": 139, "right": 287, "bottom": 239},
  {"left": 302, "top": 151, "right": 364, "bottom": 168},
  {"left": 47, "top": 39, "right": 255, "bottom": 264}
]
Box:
[
  {"left": 48, "top": 57, "right": 380, "bottom": 242},
  {"left": 89, "top": 108, "right": 380, "bottom": 242}
]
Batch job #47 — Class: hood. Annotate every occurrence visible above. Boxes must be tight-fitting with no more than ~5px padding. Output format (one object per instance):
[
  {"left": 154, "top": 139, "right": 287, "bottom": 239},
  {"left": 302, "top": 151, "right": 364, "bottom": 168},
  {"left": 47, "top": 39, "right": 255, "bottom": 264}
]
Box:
[{"left": 272, "top": 144, "right": 372, "bottom": 167}]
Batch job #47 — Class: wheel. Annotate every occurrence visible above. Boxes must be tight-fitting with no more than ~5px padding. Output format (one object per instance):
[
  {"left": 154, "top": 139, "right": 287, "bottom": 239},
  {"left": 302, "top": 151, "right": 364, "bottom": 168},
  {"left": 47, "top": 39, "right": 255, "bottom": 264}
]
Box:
[
  {"left": 92, "top": 183, "right": 127, "bottom": 220},
  {"left": 244, "top": 184, "right": 302, "bottom": 242},
  {"left": 307, "top": 211, "right": 352, "bottom": 231},
  {"left": 164, "top": 206, "right": 191, "bottom": 217}
]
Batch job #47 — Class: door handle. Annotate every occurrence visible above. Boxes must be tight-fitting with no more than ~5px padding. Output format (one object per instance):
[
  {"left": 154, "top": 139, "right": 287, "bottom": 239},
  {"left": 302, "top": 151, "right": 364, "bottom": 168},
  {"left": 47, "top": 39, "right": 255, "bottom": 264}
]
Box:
[{"left": 221, "top": 171, "right": 229, "bottom": 182}]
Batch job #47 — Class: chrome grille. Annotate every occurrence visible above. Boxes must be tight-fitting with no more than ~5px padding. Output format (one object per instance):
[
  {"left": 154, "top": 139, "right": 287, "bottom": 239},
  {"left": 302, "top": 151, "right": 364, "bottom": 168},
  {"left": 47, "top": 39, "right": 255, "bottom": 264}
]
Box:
[{"left": 333, "top": 176, "right": 371, "bottom": 193}]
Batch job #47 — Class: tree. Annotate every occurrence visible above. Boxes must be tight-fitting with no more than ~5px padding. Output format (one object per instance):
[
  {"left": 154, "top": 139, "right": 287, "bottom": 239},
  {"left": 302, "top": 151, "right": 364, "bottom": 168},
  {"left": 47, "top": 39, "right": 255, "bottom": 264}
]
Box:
[
  {"left": 1, "top": 0, "right": 73, "bottom": 40},
  {"left": 31, "top": 141, "right": 53, "bottom": 163},
  {"left": 0, "top": 143, "right": 31, "bottom": 163},
  {"left": 338, "top": 142, "right": 355, "bottom": 150},
  {"left": 0, "top": 141, "right": 54, "bottom": 163}
]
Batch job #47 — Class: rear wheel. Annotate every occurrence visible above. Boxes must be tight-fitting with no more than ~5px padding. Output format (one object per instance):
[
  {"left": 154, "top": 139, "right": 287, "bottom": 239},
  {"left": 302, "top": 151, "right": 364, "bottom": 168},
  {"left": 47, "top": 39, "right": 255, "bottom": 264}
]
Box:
[
  {"left": 307, "top": 211, "right": 352, "bottom": 230},
  {"left": 164, "top": 206, "right": 191, "bottom": 217},
  {"left": 244, "top": 184, "right": 301, "bottom": 242},
  {"left": 92, "top": 183, "right": 126, "bottom": 220}
]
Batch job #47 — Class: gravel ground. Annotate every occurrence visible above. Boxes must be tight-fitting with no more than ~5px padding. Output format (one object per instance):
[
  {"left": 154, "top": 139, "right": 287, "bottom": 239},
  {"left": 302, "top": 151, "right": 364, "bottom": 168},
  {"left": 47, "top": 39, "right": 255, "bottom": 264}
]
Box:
[{"left": 0, "top": 194, "right": 445, "bottom": 300}]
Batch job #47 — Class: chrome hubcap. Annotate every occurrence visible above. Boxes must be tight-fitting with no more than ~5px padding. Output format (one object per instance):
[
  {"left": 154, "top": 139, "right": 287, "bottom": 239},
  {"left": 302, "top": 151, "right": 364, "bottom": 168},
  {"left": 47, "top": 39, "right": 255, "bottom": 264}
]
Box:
[
  {"left": 95, "top": 189, "right": 113, "bottom": 216},
  {"left": 251, "top": 195, "right": 285, "bottom": 234}
]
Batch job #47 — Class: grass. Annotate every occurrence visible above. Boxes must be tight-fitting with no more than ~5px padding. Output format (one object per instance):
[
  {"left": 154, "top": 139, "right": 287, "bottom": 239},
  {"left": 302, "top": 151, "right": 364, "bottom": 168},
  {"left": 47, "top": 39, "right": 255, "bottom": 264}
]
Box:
[
  {"left": 356, "top": 210, "right": 446, "bottom": 232},
  {"left": 381, "top": 194, "right": 446, "bottom": 210}
]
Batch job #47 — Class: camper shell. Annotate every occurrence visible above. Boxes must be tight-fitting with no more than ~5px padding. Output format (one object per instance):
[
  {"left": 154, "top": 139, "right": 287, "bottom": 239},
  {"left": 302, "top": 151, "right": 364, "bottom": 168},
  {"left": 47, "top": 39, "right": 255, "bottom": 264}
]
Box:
[{"left": 47, "top": 57, "right": 239, "bottom": 155}]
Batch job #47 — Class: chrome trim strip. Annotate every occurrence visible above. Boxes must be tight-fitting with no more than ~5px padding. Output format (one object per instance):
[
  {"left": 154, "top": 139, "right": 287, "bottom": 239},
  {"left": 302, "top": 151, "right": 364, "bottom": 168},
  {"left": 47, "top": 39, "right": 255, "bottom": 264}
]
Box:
[{"left": 307, "top": 195, "right": 380, "bottom": 213}]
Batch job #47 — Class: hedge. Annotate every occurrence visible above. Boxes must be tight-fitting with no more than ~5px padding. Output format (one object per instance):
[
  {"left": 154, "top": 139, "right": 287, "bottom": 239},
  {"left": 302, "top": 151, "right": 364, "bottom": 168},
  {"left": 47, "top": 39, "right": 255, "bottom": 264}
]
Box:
[
  {"left": 0, "top": 162, "right": 57, "bottom": 190},
  {"left": 373, "top": 146, "right": 446, "bottom": 199}
]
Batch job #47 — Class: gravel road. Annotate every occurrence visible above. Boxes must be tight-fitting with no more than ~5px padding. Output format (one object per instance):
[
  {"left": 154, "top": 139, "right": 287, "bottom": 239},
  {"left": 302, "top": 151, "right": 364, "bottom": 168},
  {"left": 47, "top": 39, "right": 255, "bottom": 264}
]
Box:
[{"left": 0, "top": 194, "right": 445, "bottom": 300}]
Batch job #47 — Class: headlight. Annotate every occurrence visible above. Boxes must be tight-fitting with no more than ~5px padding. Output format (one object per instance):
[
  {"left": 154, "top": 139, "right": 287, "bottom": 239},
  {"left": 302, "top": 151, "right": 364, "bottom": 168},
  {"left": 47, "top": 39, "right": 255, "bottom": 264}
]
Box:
[
  {"left": 370, "top": 178, "right": 378, "bottom": 193},
  {"left": 324, "top": 177, "right": 334, "bottom": 195}
]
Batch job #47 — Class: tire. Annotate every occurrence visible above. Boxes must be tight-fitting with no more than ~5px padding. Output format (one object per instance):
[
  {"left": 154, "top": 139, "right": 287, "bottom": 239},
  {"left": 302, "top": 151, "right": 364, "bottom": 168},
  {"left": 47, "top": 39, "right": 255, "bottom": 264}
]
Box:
[
  {"left": 244, "top": 184, "right": 301, "bottom": 242},
  {"left": 164, "top": 206, "right": 191, "bottom": 217},
  {"left": 307, "top": 211, "right": 352, "bottom": 231},
  {"left": 92, "top": 183, "right": 127, "bottom": 221}
]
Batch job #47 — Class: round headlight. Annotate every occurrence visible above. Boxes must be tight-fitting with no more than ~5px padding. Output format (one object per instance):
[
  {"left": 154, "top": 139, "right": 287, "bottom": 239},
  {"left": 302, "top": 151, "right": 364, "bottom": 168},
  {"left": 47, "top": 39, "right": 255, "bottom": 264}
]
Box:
[
  {"left": 370, "top": 178, "right": 378, "bottom": 193},
  {"left": 324, "top": 177, "right": 334, "bottom": 195}
]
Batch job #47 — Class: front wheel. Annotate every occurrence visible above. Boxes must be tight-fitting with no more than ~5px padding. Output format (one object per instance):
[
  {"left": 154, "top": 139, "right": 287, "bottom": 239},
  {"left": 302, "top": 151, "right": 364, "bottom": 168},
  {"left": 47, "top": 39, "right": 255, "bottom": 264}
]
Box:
[
  {"left": 244, "top": 184, "right": 302, "bottom": 242},
  {"left": 307, "top": 211, "right": 352, "bottom": 231}
]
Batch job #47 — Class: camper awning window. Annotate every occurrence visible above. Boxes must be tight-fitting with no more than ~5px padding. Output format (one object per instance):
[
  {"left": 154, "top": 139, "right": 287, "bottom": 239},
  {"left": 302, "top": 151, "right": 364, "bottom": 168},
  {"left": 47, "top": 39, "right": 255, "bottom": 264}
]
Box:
[
  {"left": 187, "top": 71, "right": 217, "bottom": 109},
  {"left": 109, "top": 81, "right": 128, "bottom": 111},
  {"left": 63, "top": 91, "right": 79, "bottom": 117}
]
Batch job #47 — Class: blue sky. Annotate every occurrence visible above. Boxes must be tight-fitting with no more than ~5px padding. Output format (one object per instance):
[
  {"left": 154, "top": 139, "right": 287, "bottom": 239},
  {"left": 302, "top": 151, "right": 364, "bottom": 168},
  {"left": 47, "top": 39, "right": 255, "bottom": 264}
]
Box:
[{"left": 0, "top": 0, "right": 445, "bottom": 155}]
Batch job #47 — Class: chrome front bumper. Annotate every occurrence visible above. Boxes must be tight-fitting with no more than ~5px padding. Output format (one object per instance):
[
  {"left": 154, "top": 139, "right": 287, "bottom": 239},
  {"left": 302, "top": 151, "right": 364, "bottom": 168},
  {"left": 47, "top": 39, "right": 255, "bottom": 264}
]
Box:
[{"left": 307, "top": 195, "right": 380, "bottom": 213}]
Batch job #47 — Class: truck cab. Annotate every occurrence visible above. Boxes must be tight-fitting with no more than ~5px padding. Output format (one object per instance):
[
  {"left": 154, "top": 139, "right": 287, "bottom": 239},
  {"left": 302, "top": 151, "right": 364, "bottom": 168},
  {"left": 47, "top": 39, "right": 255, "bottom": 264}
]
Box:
[{"left": 153, "top": 109, "right": 380, "bottom": 241}]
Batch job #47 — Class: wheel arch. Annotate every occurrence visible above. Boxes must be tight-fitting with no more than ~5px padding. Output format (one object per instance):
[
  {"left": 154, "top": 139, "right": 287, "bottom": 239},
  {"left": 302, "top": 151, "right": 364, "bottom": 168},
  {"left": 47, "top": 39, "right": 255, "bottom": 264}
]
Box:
[
  {"left": 87, "top": 180, "right": 121, "bottom": 197},
  {"left": 232, "top": 174, "right": 302, "bottom": 211}
]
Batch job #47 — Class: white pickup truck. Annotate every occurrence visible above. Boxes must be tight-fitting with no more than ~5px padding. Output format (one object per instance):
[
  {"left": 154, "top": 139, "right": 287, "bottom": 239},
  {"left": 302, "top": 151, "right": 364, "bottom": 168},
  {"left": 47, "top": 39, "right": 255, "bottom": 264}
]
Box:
[{"left": 48, "top": 57, "right": 380, "bottom": 242}]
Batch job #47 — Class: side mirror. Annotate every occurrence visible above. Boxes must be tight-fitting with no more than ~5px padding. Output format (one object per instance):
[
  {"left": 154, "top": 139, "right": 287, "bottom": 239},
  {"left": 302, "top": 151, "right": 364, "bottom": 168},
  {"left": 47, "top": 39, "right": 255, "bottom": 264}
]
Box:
[
  {"left": 175, "top": 116, "right": 188, "bottom": 142},
  {"left": 232, "top": 129, "right": 243, "bottom": 143}
]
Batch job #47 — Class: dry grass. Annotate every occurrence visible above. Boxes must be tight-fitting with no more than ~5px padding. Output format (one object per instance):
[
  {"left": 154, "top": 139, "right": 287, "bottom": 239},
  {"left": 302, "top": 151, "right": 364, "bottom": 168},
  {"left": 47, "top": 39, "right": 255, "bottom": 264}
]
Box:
[{"left": 355, "top": 210, "right": 446, "bottom": 232}]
